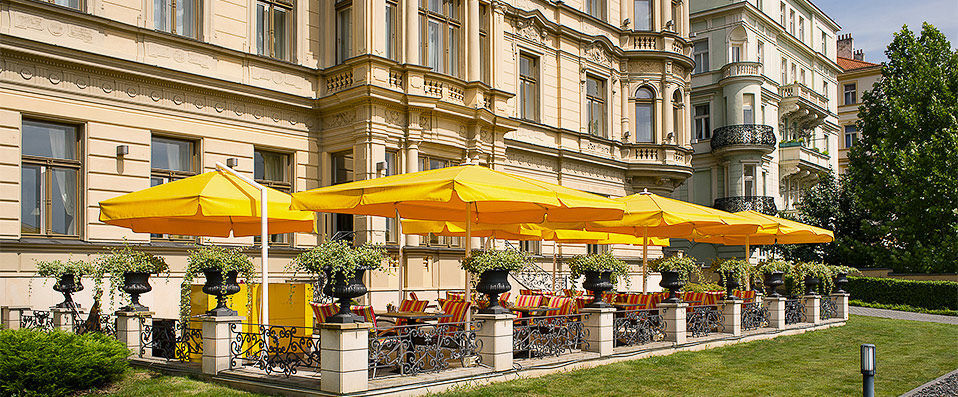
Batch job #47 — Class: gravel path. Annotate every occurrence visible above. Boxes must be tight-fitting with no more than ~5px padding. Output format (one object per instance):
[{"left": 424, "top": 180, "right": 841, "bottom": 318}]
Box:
[
  {"left": 902, "top": 369, "right": 958, "bottom": 396},
  {"left": 849, "top": 306, "right": 958, "bottom": 325}
]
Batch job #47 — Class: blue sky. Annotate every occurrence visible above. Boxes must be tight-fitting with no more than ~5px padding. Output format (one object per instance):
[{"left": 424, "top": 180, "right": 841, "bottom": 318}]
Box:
[{"left": 814, "top": 0, "right": 958, "bottom": 63}]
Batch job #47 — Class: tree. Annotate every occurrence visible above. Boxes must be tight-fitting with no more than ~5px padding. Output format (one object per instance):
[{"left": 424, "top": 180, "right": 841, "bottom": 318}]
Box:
[{"left": 845, "top": 23, "right": 958, "bottom": 273}]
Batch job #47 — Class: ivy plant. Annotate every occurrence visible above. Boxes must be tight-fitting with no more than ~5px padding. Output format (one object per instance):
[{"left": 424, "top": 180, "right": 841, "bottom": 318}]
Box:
[
  {"left": 711, "top": 258, "right": 753, "bottom": 287},
  {"left": 180, "top": 245, "right": 255, "bottom": 325},
  {"left": 647, "top": 255, "right": 701, "bottom": 283},
  {"left": 460, "top": 248, "right": 529, "bottom": 276},
  {"left": 35, "top": 259, "right": 94, "bottom": 280},
  {"left": 791, "top": 261, "right": 835, "bottom": 295},
  {"left": 289, "top": 240, "right": 389, "bottom": 280},
  {"left": 567, "top": 252, "right": 629, "bottom": 286},
  {"left": 93, "top": 245, "right": 169, "bottom": 309}
]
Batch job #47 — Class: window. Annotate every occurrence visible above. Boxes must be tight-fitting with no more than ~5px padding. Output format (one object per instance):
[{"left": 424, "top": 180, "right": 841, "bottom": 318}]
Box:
[
  {"left": 21, "top": 120, "right": 80, "bottom": 236},
  {"left": 154, "top": 0, "right": 199, "bottom": 38},
  {"left": 419, "top": 156, "right": 460, "bottom": 247},
  {"left": 743, "top": 164, "right": 756, "bottom": 197},
  {"left": 336, "top": 4, "right": 351, "bottom": 63},
  {"left": 781, "top": 58, "right": 787, "bottom": 83},
  {"left": 383, "top": 150, "right": 399, "bottom": 243},
  {"left": 790, "top": 63, "right": 796, "bottom": 82},
  {"left": 844, "top": 125, "right": 858, "bottom": 148},
  {"left": 385, "top": 1, "right": 398, "bottom": 61},
  {"left": 255, "top": 0, "right": 291, "bottom": 61},
  {"left": 519, "top": 53, "right": 539, "bottom": 121},
  {"left": 780, "top": 3, "right": 786, "bottom": 26},
  {"left": 789, "top": 10, "right": 795, "bottom": 34},
  {"left": 798, "top": 16, "right": 804, "bottom": 41},
  {"left": 254, "top": 150, "right": 291, "bottom": 244},
  {"left": 519, "top": 240, "right": 540, "bottom": 255},
  {"left": 823, "top": 81, "right": 828, "bottom": 96},
  {"left": 151, "top": 136, "right": 196, "bottom": 239},
  {"left": 479, "top": 4, "right": 490, "bottom": 83},
  {"left": 800, "top": 69, "right": 806, "bottom": 85},
  {"left": 633, "top": 0, "right": 651, "bottom": 31},
  {"left": 634, "top": 86, "right": 654, "bottom": 143},
  {"left": 693, "top": 40, "right": 709, "bottom": 73},
  {"left": 757, "top": 40, "right": 764, "bottom": 64},
  {"left": 39, "top": 0, "right": 81, "bottom": 10},
  {"left": 586, "top": 76, "right": 607, "bottom": 138},
  {"left": 821, "top": 31, "right": 828, "bottom": 55},
  {"left": 586, "top": 0, "right": 605, "bottom": 20},
  {"left": 586, "top": 244, "right": 607, "bottom": 255},
  {"left": 331, "top": 151, "right": 354, "bottom": 241},
  {"left": 420, "top": 0, "right": 462, "bottom": 78},
  {"left": 743, "top": 94, "right": 755, "bottom": 124},
  {"left": 843, "top": 83, "right": 857, "bottom": 105},
  {"left": 694, "top": 104, "right": 710, "bottom": 140},
  {"left": 731, "top": 45, "right": 742, "bottom": 63}
]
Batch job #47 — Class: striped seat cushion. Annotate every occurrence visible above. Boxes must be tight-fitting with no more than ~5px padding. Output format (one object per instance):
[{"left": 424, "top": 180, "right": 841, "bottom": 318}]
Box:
[
  {"left": 516, "top": 294, "right": 542, "bottom": 308},
  {"left": 498, "top": 292, "right": 511, "bottom": 306},
  {"left": 446, "top": 292, "right": 466, "bottom": 301},
  {"left": 601, "top": 292, "right": 617, "bottom": 303},
  {"left": 546, "top": 295, "right": 567, "bottom": 309},
  {"left": 350, "top": 305, "right": 377, "bottom": 327},
  {"left": 396, "top": 299, "right": 429, "bottom": 325},
  {"left": 439, "top": 300, "right": 471, "bottom": 324},
  {"left": 563, "top": 289, "right": 584, "bottom": 297},
  {"left": 734, "top": 290, "right": 757, "bottom": 302},
  {"left": 703, "top": 292, "right": 720, "bottom": 306},
  {"left": 310, "top": 302, "right": 339, "bottom": 323}
]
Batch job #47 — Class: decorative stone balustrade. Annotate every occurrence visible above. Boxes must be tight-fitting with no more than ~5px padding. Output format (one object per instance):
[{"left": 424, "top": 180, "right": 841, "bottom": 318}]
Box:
[{"left": 721, "top": 61, "right": 763, "bottom": 79}]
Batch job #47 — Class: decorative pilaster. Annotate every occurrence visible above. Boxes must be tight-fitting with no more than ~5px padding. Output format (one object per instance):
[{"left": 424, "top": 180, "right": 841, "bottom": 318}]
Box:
[
  {"left": 803, "top": 295, "right": 822, "bottom": 324},
  {"left": 201, "top": 315, "right": 243, "bottom": 375},
  {"left": 320, "top": 322, "right": 372, "bottom": 394},
  {"left": 764, "top": 296, "right": 786, "bottom": 329},
  {"left": 832, "top": 293, "right": 850, "bottom": 320},
  {"left": 582, "top": 307, "right": 615, "bottom": 356},
  {"left": 1, "top": 306, "right": 28, "bottom": 330},
  {"left": 404, "top": 0, "right": 420, "bottom": 64},
  {"left": 659, "top": 302, "right": 687, "bottom": 344},
  {"left": 115, "top": 311, "right": 150, "bottom": 355},
  {"left": 475, "top": 313, "right": 514, "bottom": 371},
  {"left": 720, "top": 300, "right": 742, "bottom": 336}
]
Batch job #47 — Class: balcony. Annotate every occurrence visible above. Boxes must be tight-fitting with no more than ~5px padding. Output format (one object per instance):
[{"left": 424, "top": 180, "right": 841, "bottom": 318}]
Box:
[
  {"left": 709, "top": 124, "right": 776, "bottom": 153},
  {"left": 620, "top": 143, "right": 694, "bottom": 195},
  {"left": 714, "top": 196, "right": 777, "bottom": 215},
  {"left": 720, "top": 62, "right": 763, "bottom": 84},
  {"left": 779, "top": 82, "right": 830, "bottom": 130},
  {"left": 779, "top": 141, "right": 832, "bottom": 187}
]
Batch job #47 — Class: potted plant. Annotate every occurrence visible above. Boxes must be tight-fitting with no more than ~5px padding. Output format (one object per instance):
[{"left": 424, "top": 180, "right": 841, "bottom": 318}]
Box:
[
  {"left": 827, "top": 265, "right": 860, "bottom": 294},
  {"left": 568, "top": 252, "right": 629, "bottom": 308},
  {"left": 712, "top": 258, "right": 752, "bottom": 301},
  {"left": 791, "top": 262, "right": 834, "bottom": 296},
  {"left": 648, "top": 255, "right": 701, "bottom": 303},
  {"left": 36, "top": 259, "right": 94, "bottom": 309},
  {"left": 289, "top": 240, "right": 388, "bottom": 323},
  {"left": 182, "top": 245, "right": 255, "bottom": 320},
  {"left": 96, "top": 245, "right": 169, "bottom": 312},
  {"left": 461, "top": 248, "right": 528, "bottom": 314},
  {"left": 755, "top": 260, "right": 791, "bottom": 298}
]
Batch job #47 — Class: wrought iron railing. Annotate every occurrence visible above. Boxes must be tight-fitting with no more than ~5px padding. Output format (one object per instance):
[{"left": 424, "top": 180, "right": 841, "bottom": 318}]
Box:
[
  {"left": 785, "top": 299, "right": 806, "bottom": 325},
  {"left": 713, "top": 196, "right": 778, "bottom": 215},
  {"left": 741, "top": 302, "right": 769, "bottom": 331},
  {"left": 74, "top": 312, "right": 117, "bottom": 337},
  {"left": 503, "top": 240, "right": 569, "bottom": 294},
  {"left": 613, "top": 309, "right": 665, "bottom": 347},
  {"left": 139, "top": 318, "right": 203, "bottom": 362},
  {"left": 710, "top": 124, "right": 776, "bottom": 151},
  {"left": 369, "top": 321, "right": 481, "bottom": 378},
  {"left": 21, "top": 310, "right": 54, "bottom": 331},
  {"left": 820, "top": 298, "right": 839, "bottom": 320},
  {"left": 513, "top": 313, "right": 588, "bottom": 359},
  {"left": 687, "top": 305, "right": 724, "bottom": 337},
  {"left": 229, "top": 324, "right": 321, "bottom": 377}
]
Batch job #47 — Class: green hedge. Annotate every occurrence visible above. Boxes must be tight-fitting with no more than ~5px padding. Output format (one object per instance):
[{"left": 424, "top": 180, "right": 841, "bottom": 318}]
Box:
[
  {"left": 0, "top": 329, "right": 129, "bottom": 396},
  {"left": 846, "top": 276, "right": 958, "bottom": 311}
]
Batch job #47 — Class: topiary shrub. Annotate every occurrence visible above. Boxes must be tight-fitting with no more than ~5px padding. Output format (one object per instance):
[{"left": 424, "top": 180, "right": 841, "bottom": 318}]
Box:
[
  {"left": 846, "top": 277, "right": 958, "bottom": 311},
  {"left": 0, "top": 329, "right": 129, "bottom": 396}
]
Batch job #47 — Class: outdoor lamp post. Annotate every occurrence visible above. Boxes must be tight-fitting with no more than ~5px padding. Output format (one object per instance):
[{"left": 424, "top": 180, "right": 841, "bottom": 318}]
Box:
[{"left": 861, "top": 343, "right": 876, "bottom": 397}]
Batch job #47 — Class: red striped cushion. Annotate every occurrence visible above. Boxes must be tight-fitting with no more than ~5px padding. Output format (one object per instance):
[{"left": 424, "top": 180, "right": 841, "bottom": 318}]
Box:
[
  {"left": 350, "top": 305, "right": 376, "bottom": 327},
  {"left": 516, "top": 294, "right": 542, "bottom": 308},
  {"left": 439, "top": 300, "right": 471, "bottom": 324},
  {"left": 311, "top": 303, "right": 339, "bottom": 323},
  {"left": 546, "top": 296, "right": 567, "bottom": 308},
  {"left": 498, "top": 292, "right": 511, "bottom": 305},
  {"left": 447, "top": 292, "right": 466, "bottom": 301},
  {"left": 555, "top": 297, "right": 576, "bottom": 316}
]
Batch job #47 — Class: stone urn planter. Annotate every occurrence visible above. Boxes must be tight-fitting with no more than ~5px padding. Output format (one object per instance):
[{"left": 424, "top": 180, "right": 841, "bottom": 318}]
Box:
[
  {"left": 53, "top": 273, "right": 83, "bottom": 309},
  {"left": 763, "top": 271, "right": 784, "bottom": 298},
  {"left": 834, "top": 272, "right": 849, "bottom": 294},
  {"left": 475, "top": 269, "right": 512, "bottom": 314},
  {"left": 323, "top": 267, "right": 368, "bottom": 323},
  {"left": 804, "top": 276, "right": 820, "bottom": 296},
  {"left": 582, "top": 270, "right": 613, "bottom": 308},
  {"left": 120, "top": 271, "right": 153, "bottom": 312},
  {"left": 202, "top": 269, "right": 241, "bottom": 316},
  {"left": 721, "top": 272, "right": 740, "bottom": 301},
  {"left": 659, "top": 271, "right": 685, "bottom": 303}
]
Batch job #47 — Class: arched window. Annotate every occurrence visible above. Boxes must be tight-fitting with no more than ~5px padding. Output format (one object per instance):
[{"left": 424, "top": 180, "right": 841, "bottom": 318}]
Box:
[
  {"left": 672, "top": 89, "right": 683, "bottom": 144},
  {"left": 634, "top": 86, "right": 655, "bottom": 143}
]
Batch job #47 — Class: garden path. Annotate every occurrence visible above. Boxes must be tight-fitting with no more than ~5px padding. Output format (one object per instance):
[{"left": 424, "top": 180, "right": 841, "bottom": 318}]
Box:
[{"left": 849, "top": 306, "right": 958, "bottom": 325}]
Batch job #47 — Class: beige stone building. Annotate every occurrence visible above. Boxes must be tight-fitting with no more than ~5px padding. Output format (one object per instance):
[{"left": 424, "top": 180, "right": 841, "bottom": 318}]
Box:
[
  {"left": 836, "top": 34, "right": 880, "bottom": 174},
  {"left": 0, "top": 0, "right": 694, "bottom": 315}
]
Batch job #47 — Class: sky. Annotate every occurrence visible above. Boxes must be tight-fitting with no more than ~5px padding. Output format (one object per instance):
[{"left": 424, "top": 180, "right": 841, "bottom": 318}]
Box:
[{"left": 813, "top": 0, "right": 958, "bottom": 63}]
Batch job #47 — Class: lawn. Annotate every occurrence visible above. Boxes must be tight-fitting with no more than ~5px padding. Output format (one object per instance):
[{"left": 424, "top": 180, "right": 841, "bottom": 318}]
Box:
[{"left": 95, "top": 316, "right": 956, "bottom": 396}]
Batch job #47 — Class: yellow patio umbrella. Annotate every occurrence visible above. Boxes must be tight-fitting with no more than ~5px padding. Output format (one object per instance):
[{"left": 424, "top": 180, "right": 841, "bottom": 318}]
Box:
[
  {"left": 99, "top": 164, "right": 315, "bottom": 323},
  {"left": 291, "top": 165, "right": 626, "bottom": 318},
  {"left": 692, "top": 210, "right": 835, "bottom": 257}
]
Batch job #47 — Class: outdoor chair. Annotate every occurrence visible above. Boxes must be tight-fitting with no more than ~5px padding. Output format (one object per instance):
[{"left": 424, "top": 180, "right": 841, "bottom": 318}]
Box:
[
  {"left": 563, "top": 289, "right": 584, "bottom": 297},
  {"left": 309, "top": 302, "right": 338, "bottom": 325},
  {"left": 733, "top": 290, "right": 757, "bottom": 303}
]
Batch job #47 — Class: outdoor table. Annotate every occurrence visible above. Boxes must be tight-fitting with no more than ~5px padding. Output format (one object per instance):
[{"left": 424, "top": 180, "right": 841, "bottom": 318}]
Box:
[
  {"left": 612, "top": 302, "right": 649, "bottom": 310},
  {"left": 377, "top": 311, "right": 452, "bottom": 325}
]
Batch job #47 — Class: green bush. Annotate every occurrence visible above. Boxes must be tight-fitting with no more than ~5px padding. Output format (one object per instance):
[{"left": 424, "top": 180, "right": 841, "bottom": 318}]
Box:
[
  {"left": 0, "top": 329, "right": 129, "bottom": 396},
  {"left": 846, "top": 276, "right": 958, "bottom": 311}
]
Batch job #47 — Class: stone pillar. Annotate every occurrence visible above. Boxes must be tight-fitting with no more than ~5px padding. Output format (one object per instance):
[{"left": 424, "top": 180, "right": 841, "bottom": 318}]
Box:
[
  {"left": 832, "top": 293, "right": 850, "bottom": 321},
  {"left": 116, "top": 311, "right": 149, "bottom": 355},
  {"left": 201, "top": 316, "right": 243, "bottom": 375},
  {"left": 661, "top": 0, "right": 673, "bottom": 31},
  {"left": 320, "top": 322, "right": 371, "bottom": 394},
  {"left": 404, "top": 138, "right": 421, "bottom": 246},
  {"left": 52, "top": 308, "right": 76, "bottom": 331},
  {"left": 662, "top": 87, "right": 673, "bottom": 143},
  {"left": 466, "top": 0, "right": 480, "bottom": 81},
  {"left": 659, "top": 302, "right": 687, "bottom": 344},
  {"left": 720, "top": 300, "right": 742, "bottom": 336},
  {"left": 582, "top": 307, "right": 615, "bottom": 356},
  {"left": 475, "top": 313, "right": 514, "bottom": 371},
  {"left": 1, "top": 306, "right": 29, "bottom": 330},
  {"left": 764, "top": 296, "right": 786, "bottom": 329},
  {"left": 404, "top": 0, "right": 420, "bottom": 64},
  {"left": 803, "top": 295, "right": 821, "bottom": 325}
]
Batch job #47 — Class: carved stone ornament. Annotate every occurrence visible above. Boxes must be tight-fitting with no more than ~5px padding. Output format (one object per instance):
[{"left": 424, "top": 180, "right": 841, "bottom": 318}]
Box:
[
  {"left": 585, "top": 43, "right": 611, "bottom": 67},
  {"left": 517, "top": 18, "right": 546, "bottom": 43}
]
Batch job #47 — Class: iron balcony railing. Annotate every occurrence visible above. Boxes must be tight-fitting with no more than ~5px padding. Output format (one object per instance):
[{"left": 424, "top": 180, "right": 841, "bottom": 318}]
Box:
[
  {"left": 713, "top": 196, "right": 777, "bottom": 215},
  {"left": 710, "top": 124, "right": 776, "bottom": 151}
]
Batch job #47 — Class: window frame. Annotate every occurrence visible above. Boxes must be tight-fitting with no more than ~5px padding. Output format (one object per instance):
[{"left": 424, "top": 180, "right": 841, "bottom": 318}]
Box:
[
  {"left": 336, "top": 1, "right": 352, "bottom": 64},
  {"left": 519, "top": 52, "right": 539, "bottom": 122},
  {"left": 843, "top": 83, "right": 857, "bottom": 105},
  {"left": 844, "top": 125, "right": 858, "bottom": 148},
  {"left": 254, "top": 149, "right": 292, "bottom": 245},
  {"left": 633, "top": 86, "right": 655, "bottom": 143},
  {"left": 693, "top": 40, "right": 709, "bottom": 74},
  {"left": 20, "top": 119, "right": 82, "bottom": 238},
  {"left": 743, "top": 94, "right": 755, "bottom": 124},
  {"left": 154, "top": 0, "right": 201, "bottom": 38},
  {"left": 420, "top": 0, "right": 463, "bottom": 78},
  {"left": 586, "top": 0, "right": 606, "bottom": 21},
  {"left": 586, "top": 75, "right": 607, "bottom": 138},
  {"left": 383, "top": 150, "right": 399, "bottom": 243},
  {"left": 255, "top": 0, "right": 293, "bottom": 61},
  {"left": 418, "top": 154, "right": 461, "bottom": 247},
  {"left": 150, "top": 135, "right": 198, "bottom": 241},
  {"left": 39, "top": 0, "right": 83, "bottom": 11},
  {"left": 385, "top": 0, "right": 399, "bottom": 61},
  {"left": 330, "top": 150, "right": 354, "bottom": 242},
  {"left": 694, "top": 103, "right": 711, "bottom": 141},
  {"left": 633, "top": 0, "right": 651, "bottom": 31}
]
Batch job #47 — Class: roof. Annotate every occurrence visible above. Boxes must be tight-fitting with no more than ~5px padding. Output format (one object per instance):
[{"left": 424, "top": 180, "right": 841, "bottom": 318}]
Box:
[{"left": 838, "top": 56, "right": 880, "bottom": 72}]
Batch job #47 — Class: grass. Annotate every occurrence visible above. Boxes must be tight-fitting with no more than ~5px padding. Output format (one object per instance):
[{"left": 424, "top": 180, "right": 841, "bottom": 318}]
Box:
[
  {"left": 851, "top": 299, "right": 958, "bottom": 316},
  {"left": 90, "top": 370, "right": 269, "bottom": 397}
]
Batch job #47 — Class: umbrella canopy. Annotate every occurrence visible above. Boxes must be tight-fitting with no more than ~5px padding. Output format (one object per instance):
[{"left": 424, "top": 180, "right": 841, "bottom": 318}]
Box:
[
  {"left": 691, "top": 211, "right": 834, "bottom": 245},
  {"left": 586, "top": 191, "right": 768, "bottom": 237},
  {"left": 99, "top": 169, "right": 315, "bottom": 237},
  {"left": 400, "top": 220, "right": 670, "bottom": 246}
]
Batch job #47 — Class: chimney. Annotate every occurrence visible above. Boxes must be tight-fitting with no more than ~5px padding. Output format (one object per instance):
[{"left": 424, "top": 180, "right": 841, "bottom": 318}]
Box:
[
  {"left": 837, "top": 33, "right": 854, "bottom": 59},
  {"left": 854, "top": 49, "right": 864, "bottom": 61}
]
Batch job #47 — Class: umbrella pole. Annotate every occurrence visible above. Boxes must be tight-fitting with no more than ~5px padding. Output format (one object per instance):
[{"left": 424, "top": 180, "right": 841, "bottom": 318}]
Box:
[
  {"left": 552, "top": 249, "right": 557, "bottom": 293},
  {"left": 745, "top": 235, "right": 751, "bottom": 291},
  {"left": 465, "top": 205, "right": 473, "bottom": 323},
  {"left": 642, "top": 227, "right": 648, "bottom": 294},
  {"left": 396, "top": 209, "right": 404, "bottom": 304}
]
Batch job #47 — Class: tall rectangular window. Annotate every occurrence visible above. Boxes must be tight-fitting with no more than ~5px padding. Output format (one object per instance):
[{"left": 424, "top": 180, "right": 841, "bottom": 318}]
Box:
[
  {"left": 790, "top": 63, "right": 796, "bottom": 82},
  {"left": 385, "top": 1, "right": 398, "bottom": 61},
  {"left": 154, "top": 0, "right": 199, "bottom": 38},
  {"left": 255, "top": 0, "right": 291, "bottom": 61},
  {"left": 789, "top": 10, "right": 795, "bottom": 34},
  {"left": 633, "top": 0, "right": 651, "bottom": 31},
  {"left": 254, "top": 150, "right": 291, "bottom": 244},
  {"left": 41, "top": 0, "right": 82, "bottom": 10},
  {"left": 418, "top": 156, "right": 459, "bottom": 247},
  {"left": 694, "top": 104, "right": 711, "bottom": 141},
  {"left": 420, "top": 0, "right": 462, "bottom": 78},
  {"left": 519, "top": 53, "right": 539, "bottom": 121},
  {"left": 21, "top": 120, "right": 80, "bottom": 236},
  {"left": 800, "top": 68, "right": 806, "bottom": 85},
  {"left": 151, "top": 136, "right": 196, "bottom": 240},
  {"left": 519, "top": 240, "right": 540, "bottom": 255},
  {"left": 844, "top": 125, "right": 858, "bottom": 148},
  {"left": 586, "top": 0, "right": 605, "bottom": 20},
  {"left": 743, "top": 164, "right": 756, "bottom": 197},
  {"left": 780, "top": 3, "right": 786, "bottom": 26},
  {"left": 479, "top": 4, "right": 490, "bottom": 83},
  {"left": 781, "top": 58, "right": 787, "bottom": 83},
  {"left": 844, "top": 83, "right": 857, "bottom": 105},
  {"left": 731, "top": 45, "right": 742, "bottom": 63},
  {"left": 383, "top": 150, "right": 399, "bottom": 243},
  {"left": 336, "top": 5, "right": 351, "bottom": 64},
  {"left": 693, "top": 40, "right": 709, "bottom": 73},
  {"left": 798, "top": 16, "right": 804, "bottom": 41},
  {"left": 586, "top": 75, "right": 606, "bottom": 138},
  {"left": 331, "top": 151, "right": 354, "bottom": 241},
  {"left": 821, "top": 31, "right": 828, "bottom": 55},
  {"left": 757, "top": 40, "right": 764, "bottom": 64},
  {"left": 743, "top": 94, "right": 755, "bottom": 124}
]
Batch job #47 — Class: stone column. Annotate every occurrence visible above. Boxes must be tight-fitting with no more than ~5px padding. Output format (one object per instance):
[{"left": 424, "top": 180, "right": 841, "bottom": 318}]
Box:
[
  {"left": 832, "top": 293, "right": 850, "bottom": 320},
  {"left": 201, "top": 315, "right": 243, "bottom": 375},
  {"left": 662, "top": 87, "right": 673, "bottom": 143},
  {"left": 661, "top": 0, "right": 673, "bottom": 31},
  {"left": 582, "top": 307, "right": 615, "bottom": 356},
  {"left": 764, "top": 296, "right": 786, "bottom": 329},
  {"left": 475, "top": 313, "right": 514, "bottom": 371},
  {"left": 115, "top": 311, "right": 149, "bottom": 355},
  {"left": 659, "top": 302, "right": 687, "bottom": 344},
  {"left": 1, "top": 306, "right": 29, "bottom": 330},
  {"left": 320, "top": 322, "right": 371, "bottom": 394},
  {"left": 720, "top": 300, "right": 742, "bottom": 336},
  {"left": 466, "top": 0, "right": 480, "bottom": 81},
  {"left": 52, "top": 308, "right": 77, "bottom": 331},
  {"left": 404, "top": 137, "right": 421, "bottom": 246},
  {"left": 803, "top": 295, "right": 821, "bottom": 325},
  {"left": 404, "top": 0, "right": 420, "bottom": 64}
]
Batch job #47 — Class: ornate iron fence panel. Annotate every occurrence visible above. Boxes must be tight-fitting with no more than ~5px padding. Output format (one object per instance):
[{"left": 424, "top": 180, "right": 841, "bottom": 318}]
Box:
[
  {"left": 741, "top": 302, "right": 769, "bottom": 331},
  {"left": 369, "top": 321, "right": 481, "bottom": 378},
  {"left": 21, "top": 310, "right": 54, "bottom": 331},
  {"left": 139, "top": 318, "right": 203, "bottom": 362},
  {"left": 710, "top": 124, "right": 776, "bottom": 150},
  {"left": 513, "top": 314, "right": 588, "bottom": 359},
  {"left": 613, "top": 309, "right": 665, "bottom": 346},
  {"left": 785, "top": 299, "right": 806, "bottom": 325},
  {"left": 229, "top": 324, "right": 321, "bottom": 377},
  {"left": 686, "top": 305, "right": 724, "bottom": 337},
  {"left": 820, "top": 298, "right": 839, "bottom": 320},
  {"left": 713, "top": 196, "right": 778, "bottom": 215}
]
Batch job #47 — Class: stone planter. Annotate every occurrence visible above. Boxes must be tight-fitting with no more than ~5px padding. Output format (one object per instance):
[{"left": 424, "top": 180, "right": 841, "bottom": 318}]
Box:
[
  {"left": 323, "top": 267, "right": 368, "bottom": 323},
  {"left": 763, "top": 271, "right": 784, "bottom": 298},
  {"left": 659, "top": 270, "right": 684, "bottom": 303},
  {"left": 202, "top": 269, "right": 241, "bottom": 316},
  {"left": 834, "top": 272, "right": 848, "bottom": 294},
  {"left": 804, "top": 276, "right": 820, "bottom": 296},
  {"left": 53, "top": 273, "right": 83, "bottom": 309},
  {"left": 120, "top": 271, "right": 153, "bottom": 312},
  {"left": 582, "top": 270, "right": 613, "bottom": 308},
  {"left": 721, "top": 272, "right": 740, "bottom": 301},
  {"left": 475, "top": 269, "right": 512, "bottom": 314}
]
